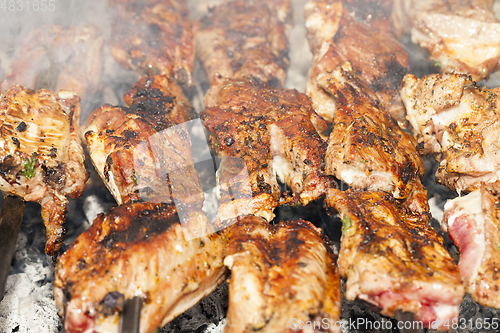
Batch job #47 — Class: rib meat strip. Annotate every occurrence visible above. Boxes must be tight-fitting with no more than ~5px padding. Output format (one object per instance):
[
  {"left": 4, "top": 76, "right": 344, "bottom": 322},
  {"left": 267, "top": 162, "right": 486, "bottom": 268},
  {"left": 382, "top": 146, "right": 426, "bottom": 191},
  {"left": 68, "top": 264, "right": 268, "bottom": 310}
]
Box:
[
  {"left": 326, "top": 188, "right": 464, "bottom": 330},
  {"left": 442, "top": 185, "right": 500, "bottom": 308},
  {"left": 313, "top": 62, "right": 428, "bottom": 216},
  {"left": 55, "top": 202, "right": 227, "bottom": 333},
  {"left": 220, "top": 215, "right": 341, "bottom": 333},
  {"left": 201, "top": 77, "right": 332, "bottom": 224},
  {"left": 84, "top": 75, "right": 201, "bottom": 206},
  {"left": 0, "top": 85, "right": 87, "bottom": 255},
  {"left": 304, "top": 0, "right": 410, "bottom": 126},
  {"left": 108, "top": 0, "right": 195, "bottom": 89},
  {"left": 400, "top": 73, "right": 500, "bottom": 193},
  {"left": 194, "top": 0, "right": 292, "bottom": 87},
  {"left": 1, "top": 25, "right": 103, "bottom": 99},
  {"left": 393, "top": 0, "right": 500, "bottom": 81}
]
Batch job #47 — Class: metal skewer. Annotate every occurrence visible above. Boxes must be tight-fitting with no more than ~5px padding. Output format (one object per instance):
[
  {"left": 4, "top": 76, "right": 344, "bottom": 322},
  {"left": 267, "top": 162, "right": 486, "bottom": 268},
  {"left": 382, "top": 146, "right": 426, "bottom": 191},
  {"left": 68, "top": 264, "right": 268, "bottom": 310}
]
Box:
[
  {"left": 120, "top": 296, "right": 143, "bottom": 333},
  {"left": 0, "top": 195, "right": 26, "bottom": 300}
]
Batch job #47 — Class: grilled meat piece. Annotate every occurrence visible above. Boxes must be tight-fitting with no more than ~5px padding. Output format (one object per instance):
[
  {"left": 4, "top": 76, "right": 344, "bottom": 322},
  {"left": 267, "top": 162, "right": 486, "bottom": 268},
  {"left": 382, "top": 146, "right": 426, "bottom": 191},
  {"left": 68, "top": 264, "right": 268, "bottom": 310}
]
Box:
[
  {"left": 393, "top": 0, "right": 500, "bottom": 81},
  {"left": 401, "top": 73, "right": 500, "bottom": 193},
  {"left": 317, "top": 63, "right": 427, "bottom": 216},
  {"left": 194, "top": 0, "right": 292, "bottom": 87},
  {"left": 442, "top": 185, "right": 500, "bottom": 308},
  {"left": 221, "top": 215, "right": 341, "bottom": 333},
  {"left": 1, "top": 25, "right": 103, "bottom": 99},
  {"left": 201, "top": 77, "right": 332, "bottom": 224},
  {"left": 0, "top": 85, "right": 87, "bottom": 255},
  {"left": 304, "top": 0, "right": 410, "bottom": 126},
  {"left": 85, "top": 75, "right": 201, "bottom": 206},
  {"left": 326, "top": 188, "right": 464, "bottom": 330},
  {"left": 108, "top": 0, "right": 194, "bottom": 89},
  {"left": 54, "top": 202, "right": 227, "bottom": 333}
]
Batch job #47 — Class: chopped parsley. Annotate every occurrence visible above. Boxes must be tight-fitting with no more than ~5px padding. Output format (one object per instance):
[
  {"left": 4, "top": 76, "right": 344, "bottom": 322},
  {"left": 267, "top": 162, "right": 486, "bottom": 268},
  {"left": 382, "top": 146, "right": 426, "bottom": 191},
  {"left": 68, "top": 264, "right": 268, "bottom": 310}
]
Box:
[
  {"left": 20, "top": 157, "right": 36, "bottom": 179},
  {"left": 131, "top": 173, "right": 139, "bottom": 185},
  {"left": 432, "top": 60, "right": 441, "bottom": 68},
  {"left": 342, "top": 216, "right": 351, "bottom": 235}
]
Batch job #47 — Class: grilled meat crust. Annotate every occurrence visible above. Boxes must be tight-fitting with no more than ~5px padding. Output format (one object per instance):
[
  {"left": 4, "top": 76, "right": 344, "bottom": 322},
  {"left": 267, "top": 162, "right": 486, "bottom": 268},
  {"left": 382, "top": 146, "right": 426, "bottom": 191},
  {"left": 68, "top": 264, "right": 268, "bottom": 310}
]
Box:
[
  {"left": 201, "top": 77, "right": 332, "bottom": 224},
  {"left": 442, "top": 185, "right": 500, "bottom": 308},
  {"left": 401, "top": 73, "right": 500, "bottom": 193},
  {"left": 194, "top": 0, "right": 292, "bottom": 86},
  {"left": 304, "top": 0, "right": 409, "bottom": 126},
  {"left": 0, "top": 25, "right": 103, "bottom": 99},
  {"left": 323, "top": 68, "right": 425, "bottom": 204},
  {"left": 221, "top": 215, "right": 341, "bottom": 333},
  {"left": 326, "top": 188, "right": 464, "bottom": 330},
  {"left": 108, "top": 0, "right": 194, "bottom": 89},
  {"left": 85, "top": 75, "right": 201, "bottom": 206},
  {"left": 54, "top": 202, "right": 227, "bottom": 333},
  {"left": 393, "top": 0, "right": 500, "bottom": 81},
  {"left": 0, "top": 85, "right": 87, "bottom": 255}
]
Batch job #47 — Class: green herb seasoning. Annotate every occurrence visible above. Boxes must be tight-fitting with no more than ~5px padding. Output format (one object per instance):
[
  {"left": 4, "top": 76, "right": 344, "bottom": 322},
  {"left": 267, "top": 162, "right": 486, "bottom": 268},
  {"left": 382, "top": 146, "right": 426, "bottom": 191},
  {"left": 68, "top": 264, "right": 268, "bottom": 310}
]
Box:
[
  {"left": 342, "top": 216, "right": 351, "bottom": 235},
  {"left": 21, "top": 157, "right": 36, "bottom": 179}
]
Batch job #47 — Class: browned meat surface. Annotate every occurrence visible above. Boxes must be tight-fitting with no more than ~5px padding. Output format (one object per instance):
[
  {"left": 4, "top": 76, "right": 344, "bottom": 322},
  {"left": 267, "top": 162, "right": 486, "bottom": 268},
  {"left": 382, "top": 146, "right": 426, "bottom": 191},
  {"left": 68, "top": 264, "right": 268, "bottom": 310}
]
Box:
[
  {"left": 220, "top": 215, "right": 341, "bottom": 333},
  {"left": 401, "top": 73, "right": 500, "bottom": 193},
  {"left": 201, "top": 77, "right": 332, "bottom": 224},
  {"left": 54, "top": 202, "right": 227, "bottom": 333},
  {"left": 0, "top": 85, "right": 87, "bottom": 255},
  {"left": 194, "top": 0, "right": 292, "bottom": 87},
  {"left": 84, "top": 75, "right": 201, "bottom": 206},
  {"left": 442, "top": 185, "right": 500, "bottom": 308},
  {"left": 326, "top": 188, "right": 464, "bottom": 330},
  {"left": 314, "top": 63, "right": 427, "bottom": 216},
  {"left": 1, "top": 25, "right": 103, "bottom": 98},
  {"left": 304, "top": 0, "right": 409, "bottom": 126},
  {"left": 108, "top": 0, "right": 194, "bottom": 89},
  {"left": 393, "top": 0, "right": 500, "bottom": 81}
]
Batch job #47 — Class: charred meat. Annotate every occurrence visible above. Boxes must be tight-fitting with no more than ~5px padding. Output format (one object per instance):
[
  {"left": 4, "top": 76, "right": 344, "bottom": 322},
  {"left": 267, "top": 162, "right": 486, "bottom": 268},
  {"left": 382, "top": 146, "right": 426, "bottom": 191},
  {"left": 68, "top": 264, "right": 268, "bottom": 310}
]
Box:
[
  {"left": 304, "top": 0, "right": 410, "bottom": 126},
  {"left": 0, "top": 84, "right": 87, "bottom": 255},
  {"left": 84, "top": 75, "right": 201, "bottom": 206},
  {"left": 201, "top": 77, "right": 332, "bottom": 224},
  {"left": 54, "top": 202, "right": 227, "bottom": 333},
  {"left": 108, "top": 0, "right": 194, "bottom": 89},
  {"left": 221, "top": 215, "right": 341, "bottom": 333},
  {"left": 194, "top": 0, "right": 292, "bottom": 87},
  {"left": 326, "top": 188, "right": 464, "bottom": 330}
]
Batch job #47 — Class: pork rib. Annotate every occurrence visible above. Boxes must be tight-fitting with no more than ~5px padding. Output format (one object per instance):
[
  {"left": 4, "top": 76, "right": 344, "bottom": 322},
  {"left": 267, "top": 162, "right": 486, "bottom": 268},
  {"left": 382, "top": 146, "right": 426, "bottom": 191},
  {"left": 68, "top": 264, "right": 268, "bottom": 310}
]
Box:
[
  {"left": 400, "top": 73, "right": 500, "bottom": 193},
  {"left": 108, "top": 0, "right": 194, "bottom": 89},
  {"left": 0, "top": 85, "right": 87, "bottom": 255},
  {"left": 55, "top": 202, "right": 227, "bottom": 333},
  {"left": 84, "top": 75, "right": 201, "bottom": 207},
  {"left": 194, "top": 0, "right": 292, "bottom": 87},
  {"left": 442, "top": 185, "right": 500, "bottom": 308},
  {"left": 201, "top": 77, "right": 332, "bottom": 224},
  {"left": 326, "top": 188, "right": 464, "bottom": 330},
  {"left": 221, "top": 215, "right": 341, "bottom": 333},
  {"left": 393, "top": 0, "right": 500, "bottom": 81}
]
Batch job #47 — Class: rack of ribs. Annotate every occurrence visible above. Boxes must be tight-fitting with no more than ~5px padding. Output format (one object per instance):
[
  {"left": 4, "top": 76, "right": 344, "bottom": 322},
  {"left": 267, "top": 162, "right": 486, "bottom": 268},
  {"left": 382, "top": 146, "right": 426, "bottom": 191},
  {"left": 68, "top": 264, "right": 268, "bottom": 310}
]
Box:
[
  {"left": 197, "top": 0, "right": 333, "bottom": 223},
  {"left": 195, "top": 1, "right": 341, "bottom": 331},
  {"left": 0, "top": 85, "right": 87, "bottom": 256},
  {"left": 393, "top": 0, "right": 500, "bottom": 81}
]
